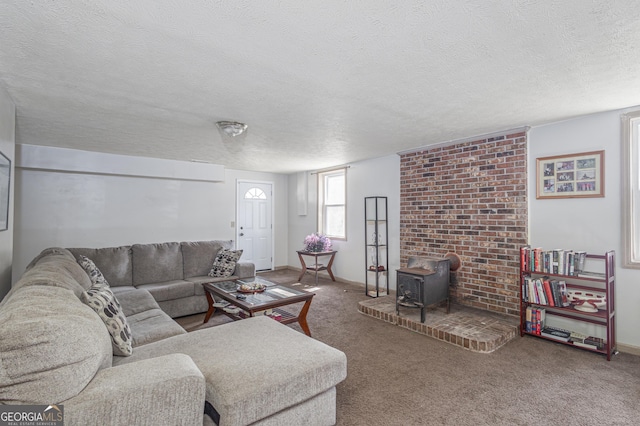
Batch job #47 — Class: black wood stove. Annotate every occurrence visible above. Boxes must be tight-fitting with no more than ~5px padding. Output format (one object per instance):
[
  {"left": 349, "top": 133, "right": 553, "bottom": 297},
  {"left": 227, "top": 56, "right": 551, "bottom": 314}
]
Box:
[{"left": 396, "top": 255, "right": 453, "bottom": 323}]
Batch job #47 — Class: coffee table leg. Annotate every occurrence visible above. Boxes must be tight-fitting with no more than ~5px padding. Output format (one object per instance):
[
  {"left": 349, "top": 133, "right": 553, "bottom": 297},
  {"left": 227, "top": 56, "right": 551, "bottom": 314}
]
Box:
[
  {"left": 298, "top": 299, "right": 313, "bottom": 337},
  {"left": 203, "top": 291, "right": 215, "bottom": 324}
]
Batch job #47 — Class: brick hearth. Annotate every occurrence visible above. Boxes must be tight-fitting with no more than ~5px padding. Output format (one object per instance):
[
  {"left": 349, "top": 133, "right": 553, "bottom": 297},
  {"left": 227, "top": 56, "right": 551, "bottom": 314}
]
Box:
[{"left": 358, "top": 296, "right": 518, "bottom": 353}]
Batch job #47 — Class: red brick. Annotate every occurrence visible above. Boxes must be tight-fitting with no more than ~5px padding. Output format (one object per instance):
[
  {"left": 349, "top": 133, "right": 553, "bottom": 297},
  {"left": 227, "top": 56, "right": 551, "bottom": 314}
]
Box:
[{"left": 400, "top": 132, "right": 527, "bottom": 317}]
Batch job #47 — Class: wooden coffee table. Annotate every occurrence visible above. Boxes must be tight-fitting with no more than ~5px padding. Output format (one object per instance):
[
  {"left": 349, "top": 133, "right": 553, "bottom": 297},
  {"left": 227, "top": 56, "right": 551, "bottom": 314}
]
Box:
[{"left": 202, "top": 278, "right": 315, "bottom": 337}]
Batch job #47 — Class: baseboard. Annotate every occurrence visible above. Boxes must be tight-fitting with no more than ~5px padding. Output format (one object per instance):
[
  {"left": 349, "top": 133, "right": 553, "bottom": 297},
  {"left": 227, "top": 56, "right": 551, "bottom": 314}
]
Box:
[
  {"left": 275, "top": 266, "right": 367, "bottom": 288},
  {"left": 269, "top": 267, "right": 640, "bottom": 356},
  {"left": 616, "top": 343, "right": 640, "bottom": 356}
]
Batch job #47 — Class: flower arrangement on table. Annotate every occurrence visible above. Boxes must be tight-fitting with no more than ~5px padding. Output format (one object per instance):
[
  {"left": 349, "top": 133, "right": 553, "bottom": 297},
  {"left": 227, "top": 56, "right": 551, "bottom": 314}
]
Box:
[{"left": 303, "top": 233, "right": 332, "bottom": 252}]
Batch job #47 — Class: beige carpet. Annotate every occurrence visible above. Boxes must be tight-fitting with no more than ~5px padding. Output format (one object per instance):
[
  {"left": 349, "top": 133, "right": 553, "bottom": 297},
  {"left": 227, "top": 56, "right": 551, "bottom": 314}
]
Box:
[{"left": 177, "top": 269, "right": 640, "bottom": 426}]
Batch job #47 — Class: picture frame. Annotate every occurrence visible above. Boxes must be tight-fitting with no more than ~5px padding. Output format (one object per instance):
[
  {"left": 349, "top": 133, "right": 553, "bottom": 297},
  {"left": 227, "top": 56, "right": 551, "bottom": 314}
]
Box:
[
  {"left": 0, "top": 150, "right": 10, "bottom": 231},
  {"left": 536, "top": 150, "right": 604, "bottom": 199}
]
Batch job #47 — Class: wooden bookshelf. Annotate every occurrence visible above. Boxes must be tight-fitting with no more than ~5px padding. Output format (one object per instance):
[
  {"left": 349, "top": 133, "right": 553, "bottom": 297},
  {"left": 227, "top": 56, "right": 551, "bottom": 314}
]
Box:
[{"left": 519, "top": 247, "right": 616, "bottom": 360}]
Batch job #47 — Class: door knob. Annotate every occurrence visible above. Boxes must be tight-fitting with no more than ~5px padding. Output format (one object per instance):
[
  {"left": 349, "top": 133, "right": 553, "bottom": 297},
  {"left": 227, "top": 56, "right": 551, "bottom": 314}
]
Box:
[{"left": 240, "top": 233, "right": 244, "bottom": 236}]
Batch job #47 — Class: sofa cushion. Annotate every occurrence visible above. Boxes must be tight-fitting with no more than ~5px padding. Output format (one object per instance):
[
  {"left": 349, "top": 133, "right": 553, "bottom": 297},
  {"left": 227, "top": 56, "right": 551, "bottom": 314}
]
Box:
[
  {"left": 181, "top": 240, "right": 232, "bottom": 278},
  {"left": 208, "top": 249, "right": 243, "bottom": 278},
  {"left": 126, "top": 308, "right": 187, "bottom": 347},
  {"left": 77, "top": 255, "right": 110, "bottom": 287},
  {"left": 69, "top": 246, "right": 133, "bottom": 287},
  {"left": 184, "top": 276, "right": 239, "bottom": 296},
  {"left": 132, "top": 242, "right": 183, "bottom": 285},
  {"left": 0, "top": 285, "right": 112, "bottom": 404},
  {"left": 116, "top": 288, "right": 163, "bottom": 317},
  {"left": 6, "top": 248, "right": 92, "bottom": 300},
  {"left": 113, "top": 317, "right": 347, "bottom": 426},
  {"left": 136, "top": 280, "right": 195, "bottom": 302},
  {"left": 111, "top": 285, "right": 137, "bottom": 295},
  {"left": 81, "top": 284, "right": 133, "bottom": 356},
  {"left": 158, "top": 296, "right": 209, "bottom": 319}
]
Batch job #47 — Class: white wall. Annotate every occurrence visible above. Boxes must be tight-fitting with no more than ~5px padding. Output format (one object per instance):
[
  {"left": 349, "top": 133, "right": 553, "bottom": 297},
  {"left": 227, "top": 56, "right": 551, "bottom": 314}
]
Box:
[
  {"left": 10, "top": 106, "right": 638, "bottom": 350},
  {"left": 529, "top": 107, "right": 640, "bottom": 350},
  {"left": 0, "top": 86, "right": 15, "bottom": 299},
  {"left": 12, "top": 149, "right": 289, "bottom": 280},
  {"left": 287, "top": 154, "right": 401, "bottom": 289}
]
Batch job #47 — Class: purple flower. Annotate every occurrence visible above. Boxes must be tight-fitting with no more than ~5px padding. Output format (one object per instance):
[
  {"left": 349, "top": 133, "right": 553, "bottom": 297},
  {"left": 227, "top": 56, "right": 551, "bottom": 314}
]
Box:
[{"left": 303, "top": 233, "right": 332, "bottom": 252}]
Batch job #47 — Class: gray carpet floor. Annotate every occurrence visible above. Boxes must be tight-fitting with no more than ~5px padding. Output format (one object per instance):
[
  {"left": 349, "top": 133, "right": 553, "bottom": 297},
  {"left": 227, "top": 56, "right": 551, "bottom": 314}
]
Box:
[{"left": 178, "top": 269, "right": 640, "bottom": 426}]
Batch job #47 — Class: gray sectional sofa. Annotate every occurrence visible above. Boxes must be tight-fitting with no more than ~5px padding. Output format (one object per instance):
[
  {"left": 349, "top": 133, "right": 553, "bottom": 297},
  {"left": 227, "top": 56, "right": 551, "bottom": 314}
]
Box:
[
  {"left": 0, "top": 242, "right": 347, "bottom": 425},
  {"left": 68, "top": 240, "right": 255, "bottom": 318}
]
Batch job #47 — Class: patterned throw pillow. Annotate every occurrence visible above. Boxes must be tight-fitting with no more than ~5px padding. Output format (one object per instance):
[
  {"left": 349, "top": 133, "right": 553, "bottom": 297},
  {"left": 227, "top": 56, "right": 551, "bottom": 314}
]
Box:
[
  {"left": 208, "top": 249, "right": 243, "bottom": 278},
  {"left": 77, "top": 255, "right": 110, "bottom": 287},
  {"left": 81, "top": 284, "right": 133, "bottom": 356}
]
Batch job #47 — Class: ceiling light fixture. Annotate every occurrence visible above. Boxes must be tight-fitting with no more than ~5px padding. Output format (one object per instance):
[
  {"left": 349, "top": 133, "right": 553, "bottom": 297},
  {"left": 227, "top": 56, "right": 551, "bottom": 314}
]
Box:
[{"left": 216, "top": 121, "right": 248, "bottom": 138}]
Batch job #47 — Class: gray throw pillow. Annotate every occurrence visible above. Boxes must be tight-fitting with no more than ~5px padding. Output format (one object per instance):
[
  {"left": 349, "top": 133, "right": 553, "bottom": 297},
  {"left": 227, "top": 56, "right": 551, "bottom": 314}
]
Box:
[
  {"left": 208, "top": 249, "right": 243, "bottom": 278},
  {"left": 77, "top": 255, "right": 110, "bottom": 287},
  {"left": 81, "top": 284, "right": 133, "bottom": 356}
]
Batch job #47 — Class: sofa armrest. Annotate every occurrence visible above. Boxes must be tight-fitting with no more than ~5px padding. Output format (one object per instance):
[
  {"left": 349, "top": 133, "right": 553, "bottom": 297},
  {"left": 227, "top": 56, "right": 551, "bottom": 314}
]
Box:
[
  {"left": 63, "top": 354, "right": 205, "bottom": 426},
  {"left": 234, "top": 261, "right": 255, "bottom": 279}
]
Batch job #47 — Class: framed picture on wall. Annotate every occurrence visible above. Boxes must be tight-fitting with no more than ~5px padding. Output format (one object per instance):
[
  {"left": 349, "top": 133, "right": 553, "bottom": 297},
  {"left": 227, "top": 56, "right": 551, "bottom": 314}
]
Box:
[
  {"left": 536, "top": 150, "right": 604, "bottom": 199},
  {"left": 0, "top": 150, "right": 10, "bottom": 231}
]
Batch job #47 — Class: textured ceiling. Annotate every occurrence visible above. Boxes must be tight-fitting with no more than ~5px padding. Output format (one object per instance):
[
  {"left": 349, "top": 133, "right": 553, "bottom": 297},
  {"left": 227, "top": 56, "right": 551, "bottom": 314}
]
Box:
[{"left": 1, "top": 1, "right": 640, "bottom": 173}]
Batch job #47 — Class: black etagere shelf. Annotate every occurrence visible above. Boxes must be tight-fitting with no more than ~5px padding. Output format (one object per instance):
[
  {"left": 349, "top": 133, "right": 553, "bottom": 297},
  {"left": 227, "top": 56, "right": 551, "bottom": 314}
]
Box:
[{"left": 364, "top": 196, "right": 389, "bottom": 297}]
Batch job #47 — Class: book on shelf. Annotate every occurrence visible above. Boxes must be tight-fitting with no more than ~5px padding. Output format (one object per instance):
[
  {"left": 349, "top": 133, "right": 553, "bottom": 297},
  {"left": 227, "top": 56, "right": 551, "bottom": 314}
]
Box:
[
  {"left": 584, "top": 337, "right": 605, "bottom": 349},
  {"left": 577, "top": 271, "right": 607, "bottom": 279},
  {"left": 535, "top": 279, "right": 547, "bottom": 305},
  {"left": 548, "top": 280, "right": 570, "bottom": 307},
  {"left": 527, "top": 278, "right": 539, "bottom": 304},
  {"left": 520, "top": 246, "right": 530, "bottom": 272},
  {"left": 541, "top": 326, "right": 572, "bottom": 342},
  {"left": 575, "top": 251, "right": 587, "bottom": 273},
  {"left": 533, "top": 247, "right": 543, "bottom": 272},
  {"left": 567, "top": 250, "right": 575, "bottom": 275},
  {"left": 521, "top": 246, "right": 592, "bottom": 276},
  {"left": 569, "top": 331, "right": 588, "bottom": 344},
  {"left": 525, "top": 306, "right": 532, "bottom": 333},
  {"left": 572, "top": 336, "right": 605, "bottom": 350},
  {"left": 530, "top": 307, "right": 546, "bottom": 335},
  {"left": 543, "top": 251, "right": 551, "bottom": 274},
  {"left": 558, "top": 280, "right": 570, "bottom": 307},
  {"left": 523, "top": 276, "right": 572, "bottom": 308},
  {"left": 549, "top": 280, "right": 561, "bottom": 306},
  {"left": 552, "top": 249, "right": 561, "bottom": 274},
  {"left": 542, "top": 278, "right": 555, "bottom": 307},
  {"left": 556, "top": 249, "right": 564, "bottom": 275}
]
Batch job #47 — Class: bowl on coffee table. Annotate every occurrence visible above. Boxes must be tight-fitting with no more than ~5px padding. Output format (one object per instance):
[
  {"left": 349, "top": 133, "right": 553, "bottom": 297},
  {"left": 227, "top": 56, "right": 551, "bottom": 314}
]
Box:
[{"left": 237, "top": 283, "right": 267, "bottom": 293}]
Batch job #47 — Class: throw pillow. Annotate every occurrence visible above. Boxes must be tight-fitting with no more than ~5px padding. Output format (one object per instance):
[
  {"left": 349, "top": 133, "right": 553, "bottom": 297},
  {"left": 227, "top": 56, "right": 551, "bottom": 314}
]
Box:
[
  {"left": 208, "top": 249, "right": 243, "bottom": 278},
  {"left": 77, "top": 255, "right": 110, "bottom": 287},
  {"left": 81, "top": 284, "right": 133, "bottom": 356}
]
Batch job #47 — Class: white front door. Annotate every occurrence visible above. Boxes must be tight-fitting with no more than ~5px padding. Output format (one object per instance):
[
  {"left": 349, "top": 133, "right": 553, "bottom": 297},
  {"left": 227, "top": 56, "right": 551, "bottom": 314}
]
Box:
[{"left": 236, "top": 181, "right": 273, "bottom": 271}]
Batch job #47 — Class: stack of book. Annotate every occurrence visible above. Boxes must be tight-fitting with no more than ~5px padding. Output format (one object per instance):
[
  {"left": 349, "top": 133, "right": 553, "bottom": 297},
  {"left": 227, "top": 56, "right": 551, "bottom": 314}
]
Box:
[
  {"left": 522, "top": 276, "right": 570, "bottom": 307},
  {"left": 524, "top": 306, "right": 545, "bottom": 335},
  {"left": 569, "top": 331, "right": 605, "bottom": 350},
  {"left": 527, "top": 322, "right": 605, "bottom": 350},
  {"left": 520, "top": 246, "right": 587, "bottom": 276},
  {"left": 540, "top": 326, "right": 572, "bottom": 342}
]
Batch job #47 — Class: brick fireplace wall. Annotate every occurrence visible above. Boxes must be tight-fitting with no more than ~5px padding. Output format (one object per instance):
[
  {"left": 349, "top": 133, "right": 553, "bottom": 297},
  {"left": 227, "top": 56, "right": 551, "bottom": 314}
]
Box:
[{"left": 399, "top": 132, "right": 527, "bottom": 316}]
